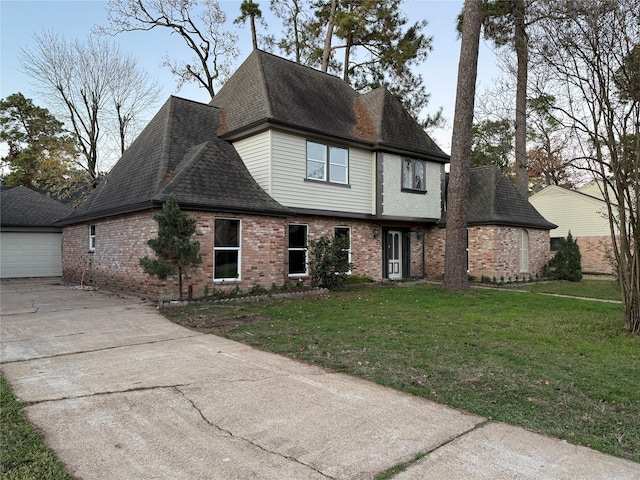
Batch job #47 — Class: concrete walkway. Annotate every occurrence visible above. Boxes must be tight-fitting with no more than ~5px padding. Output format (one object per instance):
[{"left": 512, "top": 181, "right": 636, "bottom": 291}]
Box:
[{"left": 1, "top": 278, "right": 638, "bottom": 480}]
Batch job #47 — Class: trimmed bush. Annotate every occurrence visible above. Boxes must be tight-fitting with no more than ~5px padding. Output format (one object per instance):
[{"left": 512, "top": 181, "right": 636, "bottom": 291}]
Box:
[
  {"left": 543, "top": 231, "right": 582, "bottom": 282},
  {"left": 308, "top": 235, "right": 353, "bottom": 289}
]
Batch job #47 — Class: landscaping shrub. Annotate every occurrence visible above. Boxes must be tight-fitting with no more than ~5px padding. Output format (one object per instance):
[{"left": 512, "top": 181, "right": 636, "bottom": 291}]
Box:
[
  {"left": 308, "top": 235, "right": 353, "bottom": 289},
  {"left": 543, "top": 231, "right": 582, "bottom": 281}
]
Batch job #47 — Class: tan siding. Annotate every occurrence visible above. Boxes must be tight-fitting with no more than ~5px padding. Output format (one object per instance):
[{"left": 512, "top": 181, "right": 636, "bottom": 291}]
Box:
[
  {"left": 270, "top": 130, "right": 374, "bottom": 214},
  {"left": 381, "top": 153, "right": 442, "bottom": 219},
  {"left": 529, "top": 186, "right": 611, "bottom": 237},
  {"left": 232, "top": 131, "right": 272, "bottom": 194}
]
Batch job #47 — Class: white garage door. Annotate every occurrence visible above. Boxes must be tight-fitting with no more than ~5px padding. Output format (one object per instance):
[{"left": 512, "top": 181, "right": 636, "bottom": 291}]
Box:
[{"left": 0, "top": 232, "right": 63, "bottom": 278}]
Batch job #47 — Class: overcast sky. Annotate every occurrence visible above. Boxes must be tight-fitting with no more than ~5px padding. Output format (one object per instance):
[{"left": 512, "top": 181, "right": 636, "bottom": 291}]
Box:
[{"left": 1, "top": 0, "right": 506, "bottom": 164}]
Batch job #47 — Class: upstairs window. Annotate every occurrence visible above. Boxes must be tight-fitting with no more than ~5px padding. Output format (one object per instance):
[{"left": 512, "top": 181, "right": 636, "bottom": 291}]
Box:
[
  {"left": 307, "top": 141, "right": 348, "bottom": 184},
  {"left": 89, "top": 224, "right": 96, "bottom": 251},
  {"left": 214, "top": 219, "right": 241, "bottom": 281},
  {"left": 402, "top": 157, "right": 427, "bottom": 193}
]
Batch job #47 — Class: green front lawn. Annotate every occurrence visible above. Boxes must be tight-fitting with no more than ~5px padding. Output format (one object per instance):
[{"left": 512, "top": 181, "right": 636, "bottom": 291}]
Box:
[
  {"left": 1, "top": 375, "right": 74, "bottom": 480},
  {"left": 516, "top": 278, "right": 622, "bottom": 301},
  {"left": 165, "top": 282, "right": 639, "bottom": 463}
]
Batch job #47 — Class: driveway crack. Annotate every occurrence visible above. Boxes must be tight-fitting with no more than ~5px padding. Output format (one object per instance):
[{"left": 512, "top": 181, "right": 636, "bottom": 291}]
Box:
[
  {"left": 173, "top": 386, "right": 335, "bottom": 479},
  {"left": 1, "top": 334, "right": 202, "bottom": 364}
]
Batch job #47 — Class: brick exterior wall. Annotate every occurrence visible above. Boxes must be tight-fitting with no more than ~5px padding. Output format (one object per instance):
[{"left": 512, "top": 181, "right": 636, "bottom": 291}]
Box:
[
  {"left": 63, "top": 211, "right": 388, "bottom": 300},
  {"left": 468, "top": 226, "right": 549, "bottom": 281},
  {"left": 284, "top": 215, "right": 385, "bottom": 281},
  {"left": 574, "top": 235, "right": 615, "bottom": 274},
  {"left": 62, "top": 210, "right": 554, "bottom": 298},
  {"left": 424, "top": 227, "right": 446, "bottom": 280},
  {"left": 423, "top": 225, "right": 550, "bottom": 282}
]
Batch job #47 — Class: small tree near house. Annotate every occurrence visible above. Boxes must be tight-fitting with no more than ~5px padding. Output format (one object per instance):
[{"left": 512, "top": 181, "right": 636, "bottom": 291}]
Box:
[
  {"left": 543, "top": 231, "right": 582, "bottom": 282},
  {"left": 308, "top": 235, "right": 353, "bottom": 289},
  {"left": 140, "top": 194, "right": 202, "bottom": 300}
]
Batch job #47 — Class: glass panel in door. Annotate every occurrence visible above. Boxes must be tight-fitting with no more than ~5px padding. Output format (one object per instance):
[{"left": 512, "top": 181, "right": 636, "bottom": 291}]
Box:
[{"left": 387, "top": 231, "right": 402, "bottom": 280}]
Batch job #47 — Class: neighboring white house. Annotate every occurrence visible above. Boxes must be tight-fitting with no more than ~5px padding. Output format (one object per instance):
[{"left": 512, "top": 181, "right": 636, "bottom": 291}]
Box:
[{"left": 529, "top": 184, "right": 614, "bottom": 274}]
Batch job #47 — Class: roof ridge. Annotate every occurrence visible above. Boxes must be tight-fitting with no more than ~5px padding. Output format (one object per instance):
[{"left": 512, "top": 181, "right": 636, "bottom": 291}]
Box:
[
  {"left": 154, "top": 141, "right": 210, "bottom": 199},
  {"left": 154, "top": 97, "right": 178, "bottom": 192},
  {"left": 254, "top": 51, "right": 274, "bottom": 119},
  {"left": 488, "top": 167, "right": 498, "bottom": 218},
  {"left": 254, "top": 49, "right": 351, "bottom": 85}
]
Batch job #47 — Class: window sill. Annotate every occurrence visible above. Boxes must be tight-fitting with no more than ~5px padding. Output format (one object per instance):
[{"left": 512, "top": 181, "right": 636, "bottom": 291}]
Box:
[
  {"left": 401, "top": 188, "right": 428, "bottom": 195},
  {"left": 304, "top": 178, "right": 351, "bottom": 188},
  {"left": 213, "top": 278, "right": 242, "bottom": 283}
]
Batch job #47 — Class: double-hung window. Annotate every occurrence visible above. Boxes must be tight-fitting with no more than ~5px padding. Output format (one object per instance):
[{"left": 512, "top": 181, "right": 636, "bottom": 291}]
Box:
[
  {"left": 288, "top": 224, "right": 308, "bottom": 276},
  {"left": 306, "top": 141, "right": 348, "bottom": 184},
  {"left": 402, "top": 157, "right": 427, "bottom": 192},
  {"left": 89, "top": 225, "right": 96, "bottom": 251},
  {"left": 214, "top": 219, "right": 241, "bottom": 281},
  {"left": 334, "top": 226, "right": 351, "bottom": 273}
]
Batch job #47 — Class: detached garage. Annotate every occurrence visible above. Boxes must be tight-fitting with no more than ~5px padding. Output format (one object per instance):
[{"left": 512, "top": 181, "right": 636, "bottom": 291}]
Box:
[{"left": 1, "top": 187, "right": 72, "bottom": 278}]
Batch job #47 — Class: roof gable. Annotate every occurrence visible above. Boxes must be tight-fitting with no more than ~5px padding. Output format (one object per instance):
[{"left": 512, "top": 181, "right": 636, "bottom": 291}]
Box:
[
  {"left": 1, "top": 186, "right": 72, "bottom": 227},
  {"left": 211, "top": 50, "right": 448, "bottom": 161},
  {"left": 530, "top": 184, "right": 607, "bottom": 206}
]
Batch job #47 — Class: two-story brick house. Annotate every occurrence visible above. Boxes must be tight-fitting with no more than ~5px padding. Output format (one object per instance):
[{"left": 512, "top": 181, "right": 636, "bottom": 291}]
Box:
[{"left": 57, "top": 50, "right": 553, "bottom": 299}]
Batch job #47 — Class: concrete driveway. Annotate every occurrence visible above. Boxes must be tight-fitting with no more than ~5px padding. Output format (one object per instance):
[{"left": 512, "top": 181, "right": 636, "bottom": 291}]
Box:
[{"left": 1, "top": 278, "right": 638, "bottom": 479}]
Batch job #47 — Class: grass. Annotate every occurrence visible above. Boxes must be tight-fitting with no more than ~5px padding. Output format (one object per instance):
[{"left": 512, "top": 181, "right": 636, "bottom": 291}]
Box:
[
  {"left": 516, "top": 278, "right": 622, "bottom": 301},
  {"left": 164, "top": 280, "right": 640, "bottom": 463},
  {"left": 1, "top": 374, "right": 74, "bottom": 480}
]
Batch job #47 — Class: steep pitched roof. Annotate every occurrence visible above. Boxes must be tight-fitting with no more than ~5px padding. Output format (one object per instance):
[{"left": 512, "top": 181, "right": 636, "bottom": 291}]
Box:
[
  {"left": 466, "top": 166, "right": 557, "bottom": 229},
  {"left": 1, "top": 186, "right": 72, "bottom": 227},
  {"left": 58, "top": 96, "right": 290, "bottom": 225},
  {"left": 211, "top": 50, "right": 448, "bottom": 162}
]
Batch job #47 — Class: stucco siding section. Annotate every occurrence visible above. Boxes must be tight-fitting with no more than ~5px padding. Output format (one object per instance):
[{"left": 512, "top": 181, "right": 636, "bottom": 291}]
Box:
[
  {"left": 381, "top": 153, "right": 442, "bottom": 219},
  {"left": 270, "top": 130, "right": 373, "bottom": 214}
]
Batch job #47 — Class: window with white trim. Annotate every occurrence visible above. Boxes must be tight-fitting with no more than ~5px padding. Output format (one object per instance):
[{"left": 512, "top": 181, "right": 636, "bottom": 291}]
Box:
[
  {"left": 306, "top": 141, "right": 348, "bottom": 184},
  {"left": 89, "top": 224, "right": 96, "bottom": 251},
  {"left": 334, "top": 226, "right": 351, "bottom": 272},
  {"left": 520, "top": 229, "right": 529, "bottom": 272},
  {"left": 402, "top": 157, "right": 426, "bottom": 192},
  {"left": 214, "top": 219, "right": 241, "bottom": 281},
  {"left": 288, "top": 224, "right": 308, "bottom": 276}
]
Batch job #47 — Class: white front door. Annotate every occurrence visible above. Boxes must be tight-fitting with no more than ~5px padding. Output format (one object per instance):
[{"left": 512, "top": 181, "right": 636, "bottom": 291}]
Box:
[{"left": 387, "top": 231, "right": 402, "bottom": 280}]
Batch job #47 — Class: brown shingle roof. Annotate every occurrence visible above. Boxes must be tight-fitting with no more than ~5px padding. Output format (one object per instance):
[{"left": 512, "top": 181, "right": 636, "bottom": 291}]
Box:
[
  {"left": 442, "top": 166, "right": 557, "bottom": 229},
  {"left": 58, "top": 96, "right": 290, "bottom": 225},
  {"left": 467, "top": 166, "right": 557, "bottom": 229},
  {"left": 211, "top": 50, "right": 449, "bottom": 161}
]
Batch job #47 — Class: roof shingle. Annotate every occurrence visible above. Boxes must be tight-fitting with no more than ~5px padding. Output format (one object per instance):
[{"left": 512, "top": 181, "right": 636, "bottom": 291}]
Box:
[
  {"left": 466, "top": 166, "right": 557, "bottom": 229},
  {"left": 1, "top": 186, "right": 72, "bottom": 227},
  {"left": 211, "top": 50, "right": 448, "bottom": 161},
  {"left": 58, "top": 96, "right": 290, "bottom": 225}
]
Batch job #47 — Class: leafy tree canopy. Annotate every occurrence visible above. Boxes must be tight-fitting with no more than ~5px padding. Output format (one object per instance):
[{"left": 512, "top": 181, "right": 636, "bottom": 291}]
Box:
[
  {"left": 470, "top": 118, "right": 514, "bottom": 173},
  {"left": 0, "top": 93, "right": 87, "bottom": 202}
]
